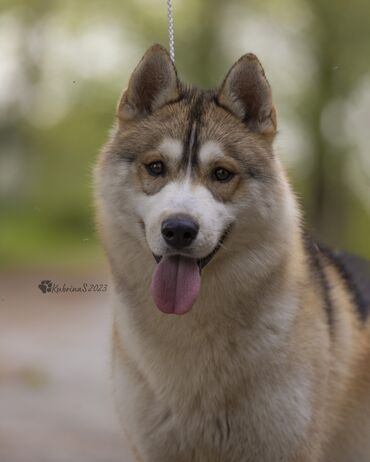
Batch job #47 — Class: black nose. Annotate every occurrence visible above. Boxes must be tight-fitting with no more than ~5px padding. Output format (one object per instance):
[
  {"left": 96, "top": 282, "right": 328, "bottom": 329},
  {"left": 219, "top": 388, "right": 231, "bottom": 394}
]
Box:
[{"left": 161, "top": 216, "right": 199, "bottom": 250}]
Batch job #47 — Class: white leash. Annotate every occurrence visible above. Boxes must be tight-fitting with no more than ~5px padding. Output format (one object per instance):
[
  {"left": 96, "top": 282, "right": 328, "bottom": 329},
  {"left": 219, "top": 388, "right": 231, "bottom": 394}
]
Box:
[{"left": 167, "top": 0, "right": 175, "bottom": 63}]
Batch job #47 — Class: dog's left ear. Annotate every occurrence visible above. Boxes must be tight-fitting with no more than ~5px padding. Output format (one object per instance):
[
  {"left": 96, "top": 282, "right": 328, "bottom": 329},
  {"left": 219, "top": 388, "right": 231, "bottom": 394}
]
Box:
[
  {"left": 217, "top": 53, "right": 277, "bottom": 136},
  {"left": 117, "top": 44, "right": 179, "bottom": 122}
]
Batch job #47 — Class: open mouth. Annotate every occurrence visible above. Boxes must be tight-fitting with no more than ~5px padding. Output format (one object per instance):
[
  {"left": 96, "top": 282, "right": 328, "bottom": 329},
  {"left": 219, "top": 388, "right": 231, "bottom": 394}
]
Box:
[{"left": 151, "top": 225, "right": 232, "bottom": 315}]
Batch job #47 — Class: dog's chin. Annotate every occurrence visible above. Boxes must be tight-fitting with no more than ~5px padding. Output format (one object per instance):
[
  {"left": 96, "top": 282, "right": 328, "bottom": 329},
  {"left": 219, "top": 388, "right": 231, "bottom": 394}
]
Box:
[
  {"left": 152, "top": 245, "right": 218, "bottom": 271},
  {"left": 152, "top": 250, "right": 212, "bottom": 271},
  {"left": 149, "top": 226, "right": 232, "bottom": 316}
]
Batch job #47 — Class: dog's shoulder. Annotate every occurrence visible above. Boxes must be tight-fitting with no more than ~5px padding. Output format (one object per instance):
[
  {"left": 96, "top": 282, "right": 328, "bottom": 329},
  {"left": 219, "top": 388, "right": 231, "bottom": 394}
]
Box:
[
  {"left": 302, "top": 232, "right": 370, "bottom": 330},
  {"left": 319, "top": 245, "right": 370, "bottom": 324}
]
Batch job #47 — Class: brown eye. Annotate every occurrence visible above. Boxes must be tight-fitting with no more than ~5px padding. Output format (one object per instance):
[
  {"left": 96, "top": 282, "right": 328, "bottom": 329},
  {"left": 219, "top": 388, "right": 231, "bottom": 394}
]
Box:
[
  {"left": 146, "top": 161, "right": 165, "bottom": 177},
  {"left": 213, "top": 167, "right": 234, "bottom": 182}
]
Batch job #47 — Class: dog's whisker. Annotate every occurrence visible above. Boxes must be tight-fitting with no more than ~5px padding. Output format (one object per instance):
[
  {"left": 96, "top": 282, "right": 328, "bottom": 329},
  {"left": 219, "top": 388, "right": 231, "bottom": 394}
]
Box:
[{"left": 218, "top": 242, "right": 230, "bottom": 251}]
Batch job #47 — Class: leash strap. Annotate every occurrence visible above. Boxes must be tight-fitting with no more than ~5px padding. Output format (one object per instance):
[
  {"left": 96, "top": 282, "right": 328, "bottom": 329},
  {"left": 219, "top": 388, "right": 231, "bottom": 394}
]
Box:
[{"left": 167, "top": 0, "right": 175, "bottom": 63}]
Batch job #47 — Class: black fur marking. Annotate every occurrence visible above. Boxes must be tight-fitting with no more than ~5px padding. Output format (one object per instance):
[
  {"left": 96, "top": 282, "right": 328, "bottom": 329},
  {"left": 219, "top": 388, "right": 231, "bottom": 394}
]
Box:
[
  {"left": 215, "top": 418, "right": 224, "bottom": 447},
  {"left": 318, "top": 245, "right": 370, "bottom": 323},
  {"left": 116, "top": 149, "right": 136, "bottom": 163},
  {"left": 303, "top": 233, "right": 334, "bottom": 334},
  {"left": 188, "top": 122, "right": 197, "bottom": 167},
  {"left": 225, "top": 406, "right": 231, "bottom": 442},
  {"left": 181, "top": 93, "right": 204, "bottom": 170}
]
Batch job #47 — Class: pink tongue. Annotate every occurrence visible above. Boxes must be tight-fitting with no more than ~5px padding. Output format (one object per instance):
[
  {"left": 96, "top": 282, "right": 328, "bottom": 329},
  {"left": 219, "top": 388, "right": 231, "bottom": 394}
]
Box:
[{"left": 151, "top": 256, "right": 201, "bottom": 315}]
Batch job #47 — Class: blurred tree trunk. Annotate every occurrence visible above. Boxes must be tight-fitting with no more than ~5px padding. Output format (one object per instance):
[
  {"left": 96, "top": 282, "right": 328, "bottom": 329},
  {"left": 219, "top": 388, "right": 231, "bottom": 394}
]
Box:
[
  {"left": 1, "top": 2, "right": 50, "bottom": 204},
  {"left": 306, "top": 0, "right": 370, "bottom": 248},
  {"left": 177, "top": 0, "right": 227, "bottom": 88},
  {"left": 305, "top": 35, "right": 348, "bottom": 247},
  {"left": 305, "top": 2, "right": 347, "bottom": 247}
]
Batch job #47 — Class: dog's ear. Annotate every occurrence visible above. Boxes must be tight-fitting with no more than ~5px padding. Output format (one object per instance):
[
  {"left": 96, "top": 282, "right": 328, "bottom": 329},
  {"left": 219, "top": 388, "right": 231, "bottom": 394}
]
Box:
[
  {"left": 117, "top": 44, "right": 179, "bottom": 122},
  {"left": 217, "top": 54, "right": 276, "bottom": 136}
]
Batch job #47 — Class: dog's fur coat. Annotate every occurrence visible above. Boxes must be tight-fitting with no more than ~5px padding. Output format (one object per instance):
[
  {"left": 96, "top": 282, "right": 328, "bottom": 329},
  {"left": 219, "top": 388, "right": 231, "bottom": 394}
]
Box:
[{"left": 94, "top": 45, "right": 370, "bottom": 461}]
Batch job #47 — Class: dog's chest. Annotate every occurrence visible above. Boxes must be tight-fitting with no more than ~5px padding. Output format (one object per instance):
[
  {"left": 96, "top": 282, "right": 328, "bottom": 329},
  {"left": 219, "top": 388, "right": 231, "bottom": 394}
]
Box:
[{"left": 113, "top": 319, "right": 313, "bottom": 462}]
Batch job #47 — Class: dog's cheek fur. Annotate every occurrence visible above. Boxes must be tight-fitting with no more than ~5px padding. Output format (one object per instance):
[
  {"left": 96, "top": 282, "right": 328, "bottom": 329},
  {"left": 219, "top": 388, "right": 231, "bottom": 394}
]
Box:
[
  {"left": 94, "top": 149, "right": 144, "bottom": 248},
  {"left": 222, "top": 157, "right": 299, "bottom": 261}
]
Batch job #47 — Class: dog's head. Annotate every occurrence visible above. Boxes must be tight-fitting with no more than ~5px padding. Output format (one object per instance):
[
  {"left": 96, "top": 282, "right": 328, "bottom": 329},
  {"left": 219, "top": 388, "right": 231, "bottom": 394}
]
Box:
[{"left": 95, "top": 44, "right": 297, "bottom": 315}]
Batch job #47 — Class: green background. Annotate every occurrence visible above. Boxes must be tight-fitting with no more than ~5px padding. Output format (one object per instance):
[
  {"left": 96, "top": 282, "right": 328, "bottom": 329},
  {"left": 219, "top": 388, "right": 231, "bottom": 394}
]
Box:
[{"left": 1, "top": 0, "right": 369, "bottom": 271}]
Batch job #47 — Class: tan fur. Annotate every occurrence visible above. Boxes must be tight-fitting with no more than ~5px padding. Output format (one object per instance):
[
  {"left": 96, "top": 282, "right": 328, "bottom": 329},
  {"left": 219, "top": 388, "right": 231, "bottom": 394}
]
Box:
[{"left": 94, "top": 45, "right": 370, "bottom": 461}]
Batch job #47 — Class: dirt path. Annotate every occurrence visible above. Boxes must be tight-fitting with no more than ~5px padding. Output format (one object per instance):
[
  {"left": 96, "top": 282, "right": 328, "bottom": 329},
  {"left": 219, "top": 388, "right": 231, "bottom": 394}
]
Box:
[{"left": 0, "top": 272, "right": 133, "bottom": 462}]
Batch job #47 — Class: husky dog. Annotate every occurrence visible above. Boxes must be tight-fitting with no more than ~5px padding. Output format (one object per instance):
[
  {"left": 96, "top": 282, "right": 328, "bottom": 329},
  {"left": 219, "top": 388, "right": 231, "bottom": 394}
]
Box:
[{"left": 94, "top": 45, "right": 370, "bottom": 462}]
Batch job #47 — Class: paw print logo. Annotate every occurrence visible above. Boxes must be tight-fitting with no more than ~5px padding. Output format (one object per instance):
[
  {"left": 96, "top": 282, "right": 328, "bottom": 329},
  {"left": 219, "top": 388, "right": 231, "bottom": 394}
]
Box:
[{"left": 38, "top": 280, "right": 53, "bottom": 294}]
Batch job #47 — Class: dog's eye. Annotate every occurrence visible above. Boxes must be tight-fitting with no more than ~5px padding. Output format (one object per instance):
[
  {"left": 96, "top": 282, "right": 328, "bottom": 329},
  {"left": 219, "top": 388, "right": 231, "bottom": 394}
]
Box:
[
  {"left": 213, "top": 167, "right": 234, "bottom": 182},
  {"left": 146, "top": 161, "right": 165, "bottom": 177}
]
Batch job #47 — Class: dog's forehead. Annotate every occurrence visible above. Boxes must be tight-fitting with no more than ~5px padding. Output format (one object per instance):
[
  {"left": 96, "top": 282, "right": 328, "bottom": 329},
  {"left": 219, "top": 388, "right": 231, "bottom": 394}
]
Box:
[
  {"left": 198, "top": 141, "right": 224, "bottom": 163},
  {"left": 159, "top": 137, "right": 183, "bottom": 161},
  {"left": 156, "top": 90, "right": 239, "bottom": 165},
  {"left": 158, "top": 137, "right": 226, "bottom": 164}
]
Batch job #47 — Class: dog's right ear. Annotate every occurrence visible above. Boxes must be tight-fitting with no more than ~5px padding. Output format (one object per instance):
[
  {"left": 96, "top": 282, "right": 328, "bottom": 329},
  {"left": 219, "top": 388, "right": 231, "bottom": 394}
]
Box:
[{"left": 117, "top": 44, "right": 179, "bottom": 122}]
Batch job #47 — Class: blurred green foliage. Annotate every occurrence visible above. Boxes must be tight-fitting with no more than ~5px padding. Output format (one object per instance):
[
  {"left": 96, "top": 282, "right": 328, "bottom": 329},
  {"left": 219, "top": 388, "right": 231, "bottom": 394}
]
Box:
[{"left": 0, "top": 0, "right": 369, "bottom": 270}]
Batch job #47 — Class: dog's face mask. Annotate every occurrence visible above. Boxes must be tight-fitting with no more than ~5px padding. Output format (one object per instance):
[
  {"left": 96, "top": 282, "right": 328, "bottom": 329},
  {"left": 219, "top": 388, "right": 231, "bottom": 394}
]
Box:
[{"left": 97, "top": 45, "right": 291, "bottom": 315}]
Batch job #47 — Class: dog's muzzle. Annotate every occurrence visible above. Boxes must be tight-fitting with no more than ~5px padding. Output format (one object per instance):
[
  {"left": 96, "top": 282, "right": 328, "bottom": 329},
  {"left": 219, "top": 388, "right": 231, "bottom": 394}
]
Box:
[{"left": 153, "top": 224, "right": 232, "bottom": 270}]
